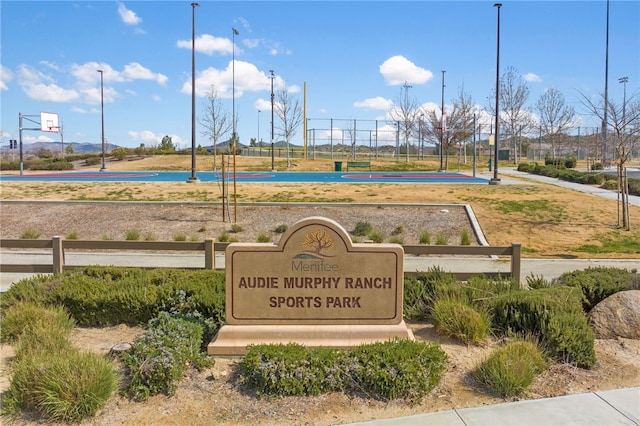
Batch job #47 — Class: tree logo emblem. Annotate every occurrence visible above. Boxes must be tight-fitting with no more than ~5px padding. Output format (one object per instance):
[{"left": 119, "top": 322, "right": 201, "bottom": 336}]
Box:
[{"left": 297, "top": 228, "right": 336, "bottom": 259}]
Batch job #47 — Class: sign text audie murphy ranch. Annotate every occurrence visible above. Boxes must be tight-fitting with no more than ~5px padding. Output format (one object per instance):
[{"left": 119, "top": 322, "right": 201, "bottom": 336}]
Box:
[{"left": 208, "top": 217, "right": 414, "bottom": 355}]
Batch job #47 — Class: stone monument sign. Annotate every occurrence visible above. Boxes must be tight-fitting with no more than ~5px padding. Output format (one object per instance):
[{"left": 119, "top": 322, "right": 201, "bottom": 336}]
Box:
[{"left": 208, "top": 216, "right": 414, "bottom": 355}]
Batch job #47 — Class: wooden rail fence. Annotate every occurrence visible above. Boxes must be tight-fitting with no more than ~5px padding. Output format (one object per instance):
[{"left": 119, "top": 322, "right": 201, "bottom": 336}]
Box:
[{"left": 1, "top": 238, "right": 521, "bottom": 283}]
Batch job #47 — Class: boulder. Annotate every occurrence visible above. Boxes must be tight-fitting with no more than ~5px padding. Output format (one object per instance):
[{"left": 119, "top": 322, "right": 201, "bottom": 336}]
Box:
[{"left": 589, "top": 290, "right": 640, "bottom": 339}]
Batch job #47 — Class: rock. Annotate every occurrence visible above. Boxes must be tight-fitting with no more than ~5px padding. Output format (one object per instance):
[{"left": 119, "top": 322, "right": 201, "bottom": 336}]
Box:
[{"left": 589, "top": 290, "right": 640, "bottom": 339}]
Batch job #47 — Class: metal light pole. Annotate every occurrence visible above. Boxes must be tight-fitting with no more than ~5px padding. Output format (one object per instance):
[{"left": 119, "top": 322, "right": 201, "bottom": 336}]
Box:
[
  {"left": 97, "top": 69, "right": 106, "bottom": 171},
  {"left": 439, "top": 70, "right": 446, "bottom": 172},
  {"left": 187, "top": 2, "right": 200, "bottom": 182},
  {"left": 602, "top": 0, "right": 610, "bottom": 168},
  {"left": 232, "top": 27, "right": 239, "bottom": 222},
  {"left": 490, "top": 3, "right": 502, "bottom": 185},
  {"left": 257, "top": 109, "right": 261, "bottom": 145},
  {"left": 619, "top": 76, "right": 628, "bottom": 123},
  {"left": 270, "top": 70, "right": 275, "bottom": 172}
]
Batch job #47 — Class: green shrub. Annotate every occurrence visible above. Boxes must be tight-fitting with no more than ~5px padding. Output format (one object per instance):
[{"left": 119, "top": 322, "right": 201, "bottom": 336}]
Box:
[
  {"left": 0, "top": 302, "right": 74, "bottom": 344},
  {"left": 240, "top": 343, "right": 351, "bottom": 397},
  {"left": 125, "top": 228, "right": 141, "bottom": 240},
  {"left": 65, "top": 231, "right": 79, "bottom": 240},
  {"left": 403, "top": 276, "right": 432, "bottom": 321},
  {"left": 143, "top": 233, "right": 156, "bottom": 241},
  {"left": 20, "top": 228, "right": 41, "bottom": 239},
  {"left": 591, "top": 162, "right": 603, "bottom": 171},
  {"left": 473, "top": 340, "right": 547, "bottom": 397},
  {"left": 351, "top": 339, "right": 448, "bottom": 401},
  {"left": 121, "top": 313, "right": 213, "bottom": 401},
  {"left": 460, "top": 229, "right": 471, "bottom": 245},
  {"left": 27, "top": 351, "right": 118, "bottom": 421},
  {"left": 435, "top": 234, "right": 448, "bottom": 245},
  {"left": 353, "top": 221, "right": 373, "bottom": 237},
  {"left": 487, "top": 286, "right": 595, "bottom": 366},
  {"left": 526, "top": 273, "right": 551, "bottom": 289},
  {"left": 3, "top": 324, "right": 118, "bottom": 422},
  {"left": 218, "top": 232, "right": 230, "bottom": 242},
  {"left": 1, "top": 267, "right": 226, "bottom": 330},
  {"left": 542, "top": 312, "right": 596, "bottom": 368},
  {"left": 553, "top": 267, "right": 636, "bottom": 311},
  {"left": 274, "top": 224, "right": 288, "bottom": 233},
  {"left": 367, "top": 230, "right": 384, "bottom": 243},
  {"left": 430, "top": 297, "right": 491, "bottom": 345},
  {"left": 257, "top": 233, "right": 271, "bottom": 242},
  {"left": 241, "top": 340, "right": 447, "bottom": 401},
  {"left": 418, "top": 230, "right": 431, "bottom": 245},
  {"left": 230, "top": 224, "right": 244, "bottom": 233}
]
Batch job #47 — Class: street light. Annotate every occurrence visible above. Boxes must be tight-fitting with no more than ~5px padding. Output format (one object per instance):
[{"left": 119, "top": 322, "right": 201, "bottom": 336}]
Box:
[
  {"left": 490, "top": 2, "right": 502, "bottom": 185},
  {"left": 270, "top": 69, "right": 275, "bottom": 172},
  {"left": 257, "top": 109, "right": 261, "bottom": 145},
  {"left": 97, "top": 69, "right": 106, "bottom": 171},
  {"left": 439, "top": 70, "right": 445, "bottom": 172},
  {"left": 187, "top": 2, "right": 200, "bottom": 183},
  {"left": 232, "top": 27, "right": 239, "bottom": 222},
  {"left": 619, "top": 76, "right": 628, "bottom": 123}
]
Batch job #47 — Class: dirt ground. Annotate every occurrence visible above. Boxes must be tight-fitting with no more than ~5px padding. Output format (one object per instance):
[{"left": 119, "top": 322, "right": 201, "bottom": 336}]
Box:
[
  {"left": 1, "top": 156, "right": 639, "bottom": 424},
  {"left": 1, "top": 324, "right": 638, "bottom": 426}
]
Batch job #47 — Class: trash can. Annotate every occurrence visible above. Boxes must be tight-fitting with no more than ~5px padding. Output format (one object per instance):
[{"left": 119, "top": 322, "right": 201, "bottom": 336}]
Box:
[
  {"left": 334, "top": 161, "right": 343, "bottom": 172},
  {"left": 488, "top": 158, "right": 492, "bottom": 171}
]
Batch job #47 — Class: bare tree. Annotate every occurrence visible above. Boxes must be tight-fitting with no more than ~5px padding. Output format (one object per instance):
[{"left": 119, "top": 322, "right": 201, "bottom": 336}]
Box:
[
  {"left": 423, "top": 87, "right": 475, "bottom": 170},
  {"left": 275, "top": 88, "right": 303, "bottom": 168},
  {"left": 536, "top": 88, "right": 576, "bottom": 159},
  {"left": 388, "top": 83, "right": 420, "bottom": 162},
  {"left": 580, "top": 90, "right": 640, "bottom": 229},
  {"left": 488, "top": 66, "right": 533, "bottom": 162},
  {"left": 200, "top": 85, "right": 232, "bottom": 172}
]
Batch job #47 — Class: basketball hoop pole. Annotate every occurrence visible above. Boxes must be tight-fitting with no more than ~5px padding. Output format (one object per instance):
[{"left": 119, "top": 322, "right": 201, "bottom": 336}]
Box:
[{"left": 18, "top": 113, "right": 43, "bottom": 176}]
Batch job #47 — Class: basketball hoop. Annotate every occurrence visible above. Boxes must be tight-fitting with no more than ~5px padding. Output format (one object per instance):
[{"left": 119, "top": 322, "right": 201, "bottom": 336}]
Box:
[{"left": 40, "top": 112, "right": 60, "bottom": 133}]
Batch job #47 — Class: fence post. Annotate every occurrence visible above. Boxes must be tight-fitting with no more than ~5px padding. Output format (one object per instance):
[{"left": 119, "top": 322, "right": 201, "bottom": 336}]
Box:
[
  {"left": 52, "top": 236, "right": 64, "bottom": 273},
  {"left": 205, "top": 239, "right": 215, "bottom": 270},
  {"left": 510, "top": 242, "right": 521, "bottom": 285}
]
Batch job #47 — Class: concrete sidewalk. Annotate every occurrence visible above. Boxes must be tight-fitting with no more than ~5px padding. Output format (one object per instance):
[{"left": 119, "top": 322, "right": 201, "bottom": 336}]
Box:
[{"left": 345, "top": 387, "right": 640, "bottom": 426}]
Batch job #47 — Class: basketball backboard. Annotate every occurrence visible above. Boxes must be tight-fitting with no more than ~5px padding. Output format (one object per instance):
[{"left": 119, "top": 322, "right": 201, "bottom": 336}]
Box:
[{"left": 40, "top": 112, "right": 59, "bottom": 133}]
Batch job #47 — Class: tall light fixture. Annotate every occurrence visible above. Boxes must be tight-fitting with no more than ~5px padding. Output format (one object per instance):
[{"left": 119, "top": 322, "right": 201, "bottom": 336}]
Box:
[
  {"left": 187, "top": 2, "right": 200, "bottom": 182},
  {"left": 97, "top": 69, "right": 106, "bottom": 171},
  {"left": 439, "top": 70, "right": 446, "bottom": 172},
  {"left": 619, "top": 76, "right": 628, "bottom": 123},
  {"left": 602, "top": 0, "right": 610, "bottom": 168},
  {"left": 257, "top": 109, "right": 261, "bottom": 144},
  {"left": 490, "top": 3, "right": 502, "bottom": 185},
  {"left": 270, "top": 69, "right": 275, "bottom": 172},
  {"left": 232, "top": 27, "right": 239, "bottom": 222}
]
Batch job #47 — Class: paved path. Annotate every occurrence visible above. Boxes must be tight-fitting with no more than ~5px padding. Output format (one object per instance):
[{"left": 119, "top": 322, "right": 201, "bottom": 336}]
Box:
[{"left": 345, "top": 387, "right": 640, "bottom": 426}]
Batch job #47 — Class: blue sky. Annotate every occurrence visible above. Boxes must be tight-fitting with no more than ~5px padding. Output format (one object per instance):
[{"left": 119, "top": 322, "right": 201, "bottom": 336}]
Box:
[{"left": 1, "top": 1, "right": 638, "bottom": 149}]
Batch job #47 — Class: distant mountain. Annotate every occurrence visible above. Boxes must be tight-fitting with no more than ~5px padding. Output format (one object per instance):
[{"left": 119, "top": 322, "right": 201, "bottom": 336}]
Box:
[{"left": 1, "top": 141, "right": 117, "bottom": 155}]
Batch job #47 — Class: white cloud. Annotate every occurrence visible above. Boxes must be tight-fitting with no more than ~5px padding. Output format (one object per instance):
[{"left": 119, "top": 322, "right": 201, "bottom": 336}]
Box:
[
  {"left": 379, "top": 55, "right": 433, "bottom": 86},
  {"left": 17, "top": 65, "right": 79, "bottom": 103},
  {"left": 0, "top": 65, "right": 14, "bottom": 90},
  {"left": 122, "top": 63, "right": 168, "bottom": 85},
  {"left": 177, "top": 34, "right": 234, "bottom": 56},
  {"left": 184, "top": 60, "right": 281, "bottom": 99},
  {"left": 524, "top": 72, "right": 542, "bottom": 82},
  {"left": 354, "top": 96, "right": 393, "bottom": 110},
  {"left": 128, "top": 130, "right": 161, "bottom": 146},
  {"left": 117, "top": 2, "right": 142, "bottom": 26}
]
